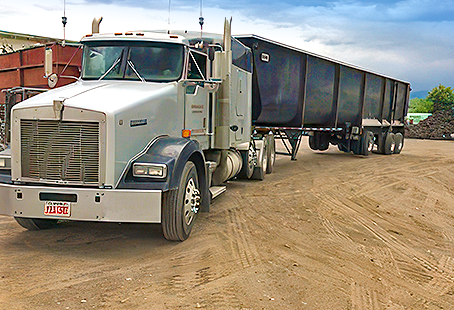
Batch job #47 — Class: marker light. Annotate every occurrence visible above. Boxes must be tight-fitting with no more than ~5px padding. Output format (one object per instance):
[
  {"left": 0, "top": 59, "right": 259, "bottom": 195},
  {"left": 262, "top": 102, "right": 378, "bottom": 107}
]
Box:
[{"left": 182, "top": 129, "right": 191, "bottom": 138}]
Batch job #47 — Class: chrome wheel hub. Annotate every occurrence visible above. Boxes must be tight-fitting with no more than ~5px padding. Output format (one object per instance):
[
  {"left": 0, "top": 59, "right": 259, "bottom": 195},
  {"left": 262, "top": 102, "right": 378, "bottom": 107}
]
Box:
[{"left": 183, "top": 178, "right": 200, "bottom": 226}]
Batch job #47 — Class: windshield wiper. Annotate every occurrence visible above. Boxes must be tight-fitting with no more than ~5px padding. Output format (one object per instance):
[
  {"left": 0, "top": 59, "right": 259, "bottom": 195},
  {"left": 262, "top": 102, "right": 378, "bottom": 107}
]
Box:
[
  {"left": 98, "top": 54, "right": 122, "bottom": 81},
  {"left": 127, "top": 60, "right": 145, "bottom": 82}
]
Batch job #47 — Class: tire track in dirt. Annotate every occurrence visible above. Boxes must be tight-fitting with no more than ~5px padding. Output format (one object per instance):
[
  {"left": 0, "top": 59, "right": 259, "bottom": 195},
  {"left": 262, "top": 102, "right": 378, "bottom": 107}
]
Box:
[
  {"left": 226, "top": 206, "right": 260, "bottom": 269},
  {"left": 318, "top": 189, "right": 454, "bottom": 299},
  {"left": 351, "top": 281, "right": 380, "bottom": 310}
]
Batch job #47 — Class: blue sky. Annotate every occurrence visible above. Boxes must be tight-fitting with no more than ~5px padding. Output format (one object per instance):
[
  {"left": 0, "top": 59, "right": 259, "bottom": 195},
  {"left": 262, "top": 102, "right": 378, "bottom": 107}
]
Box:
[{"left": 1, "top": 0, "right": 454, "bottom": 94}]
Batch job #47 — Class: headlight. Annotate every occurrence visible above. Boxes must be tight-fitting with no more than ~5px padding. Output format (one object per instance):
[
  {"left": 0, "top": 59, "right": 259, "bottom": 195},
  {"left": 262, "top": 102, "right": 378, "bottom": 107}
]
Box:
[{"left": 133, "top": 163, "right": 167, "bottom": 179}]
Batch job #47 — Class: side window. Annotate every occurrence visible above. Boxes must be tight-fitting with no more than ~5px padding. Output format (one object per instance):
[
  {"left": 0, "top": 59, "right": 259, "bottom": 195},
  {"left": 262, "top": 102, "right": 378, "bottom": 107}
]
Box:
[{"left": 188, "top": 51, "right": 207, "bottom": 80}]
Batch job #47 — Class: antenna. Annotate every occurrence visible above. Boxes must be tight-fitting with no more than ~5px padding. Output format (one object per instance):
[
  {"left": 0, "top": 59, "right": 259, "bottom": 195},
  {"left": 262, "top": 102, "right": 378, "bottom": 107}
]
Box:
[
  {"left": 62, "top": 0, "right": 67, "bottom": 46},
  {"left": 168, "top": 0, "right": 171, "bottom": 30},
  {"left": 199, "top": 0, "right": 204, "bottom": 39}
]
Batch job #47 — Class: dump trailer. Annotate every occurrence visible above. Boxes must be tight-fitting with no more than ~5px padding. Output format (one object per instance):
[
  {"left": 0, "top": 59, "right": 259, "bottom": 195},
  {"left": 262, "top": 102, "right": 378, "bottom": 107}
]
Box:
[
  {"left": 237, "top": 35, "right": 410, "bottom": 159},
  {"left": 0, "top": 20, "right": 409, "bottom": 241}
]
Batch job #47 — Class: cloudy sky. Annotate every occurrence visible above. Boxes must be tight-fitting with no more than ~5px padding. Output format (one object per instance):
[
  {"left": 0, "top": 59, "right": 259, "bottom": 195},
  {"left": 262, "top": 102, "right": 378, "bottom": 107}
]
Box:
[{"left": 1, "top": 0, "right": 453, "bottom": 94}]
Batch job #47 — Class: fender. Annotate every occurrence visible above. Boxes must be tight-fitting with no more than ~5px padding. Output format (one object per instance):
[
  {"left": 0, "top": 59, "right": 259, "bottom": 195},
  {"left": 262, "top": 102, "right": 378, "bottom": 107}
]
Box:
[{"left": 117, "top": 136, "right": 209, "bottom": 211}]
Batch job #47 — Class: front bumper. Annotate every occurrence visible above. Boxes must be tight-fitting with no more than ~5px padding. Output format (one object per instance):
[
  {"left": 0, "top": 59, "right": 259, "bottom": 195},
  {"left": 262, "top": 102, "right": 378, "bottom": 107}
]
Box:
[{"left": 0, "top": 183, "right": 162, "bottom": 223}]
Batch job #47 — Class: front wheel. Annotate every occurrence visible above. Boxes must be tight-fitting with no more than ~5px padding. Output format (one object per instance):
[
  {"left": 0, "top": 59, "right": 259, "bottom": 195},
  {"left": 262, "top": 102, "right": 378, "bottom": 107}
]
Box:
[
  {"left": 14, "top": 217, "right": 58, "bottom": 230},
  {"left": 162, "top": 161, "right": 201, "bottom": 241}
]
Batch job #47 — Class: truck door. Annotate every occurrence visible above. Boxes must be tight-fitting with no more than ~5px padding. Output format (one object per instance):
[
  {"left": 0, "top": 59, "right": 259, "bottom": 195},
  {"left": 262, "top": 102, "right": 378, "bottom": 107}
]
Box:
[{"left": 183, "top": 51, "right": 210, "bottom": 150}]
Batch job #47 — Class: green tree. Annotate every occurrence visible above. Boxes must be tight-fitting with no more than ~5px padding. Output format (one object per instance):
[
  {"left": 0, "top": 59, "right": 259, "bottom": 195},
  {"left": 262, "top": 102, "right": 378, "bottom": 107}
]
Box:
[
  {"left": 427, "top": 84, "right": 454, "bottom": 111},
  {"left": 409, "top": 98, "right": 433, "bottom": 113}
]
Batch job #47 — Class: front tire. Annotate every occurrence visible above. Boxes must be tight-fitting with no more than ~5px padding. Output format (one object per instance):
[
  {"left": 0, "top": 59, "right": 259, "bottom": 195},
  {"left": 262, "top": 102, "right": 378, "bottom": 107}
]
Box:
[
  {"left": 14, "top": 217, "right": 58, "bottom": 230},
  {"left": 162, "top": 161, "right": 200, "bottom": 241}
]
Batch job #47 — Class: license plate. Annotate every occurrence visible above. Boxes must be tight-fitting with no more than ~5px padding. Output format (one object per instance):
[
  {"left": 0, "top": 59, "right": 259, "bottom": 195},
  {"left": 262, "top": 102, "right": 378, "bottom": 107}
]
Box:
[{"left": 44, "top": 201, "right": 71, "bottom": 217}]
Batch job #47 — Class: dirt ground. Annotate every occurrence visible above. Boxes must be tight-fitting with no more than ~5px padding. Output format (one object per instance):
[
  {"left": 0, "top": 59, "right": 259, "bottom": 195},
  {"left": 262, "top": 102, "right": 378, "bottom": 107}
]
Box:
[{"left": 1, "top": 137, "right": 454, "bottom": 310}]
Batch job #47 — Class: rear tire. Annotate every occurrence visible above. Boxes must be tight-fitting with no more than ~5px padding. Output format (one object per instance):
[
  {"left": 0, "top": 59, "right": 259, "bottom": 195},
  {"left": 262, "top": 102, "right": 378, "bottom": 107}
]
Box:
[
  {"left": 309, "top": 132, "right": 329, "bottom": 151},
  {"left": 251, "top": 139, "right": 268, "bottom": 181},
  {"left": 162, "top": 161, "right": 200, "bottom": 241},
  {"left": 384, "top": 132, "right": 396, "bottom": 155},
  {"left": 237, "top": 144, "right": 255, "bottom": 179},
  {"left": 265, "top": 134, "right": 275, "bottom": 174},
  {"left": 14, "top": 217, "right": 58, "bottom": 230},
  {"left": 361, "top": 131, "right": 374, "bottom": 156},
  {"left": 394, "top": 133, "right": 404, "bottom": 154}
]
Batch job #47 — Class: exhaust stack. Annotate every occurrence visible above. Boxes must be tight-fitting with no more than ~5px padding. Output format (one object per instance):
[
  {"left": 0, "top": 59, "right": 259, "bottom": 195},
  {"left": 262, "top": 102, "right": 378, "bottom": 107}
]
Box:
[{"left": 92, "top": 17, "right": 103, "bottom": 34}]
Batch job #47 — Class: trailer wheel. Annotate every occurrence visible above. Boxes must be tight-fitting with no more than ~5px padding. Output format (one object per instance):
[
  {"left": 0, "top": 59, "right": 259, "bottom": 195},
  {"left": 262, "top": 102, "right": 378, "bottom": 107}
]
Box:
[
  {"left": 338, "top": 143, "right": 349, "bottom": 153},
  {"left": 162, "top": 161, "right": 200, "bottom": 241},
  {"left": 309, "top": 132, "right": 329, "bottom": 151},
  {"left": 14, "top": 217, "right": 58, "bottom": 230},
  {"left": 377, "top": 133, "right": 386, "bottom": 154},
  {"left": 265, "top": 134, "right": 275, "bottom": 174},
  {"left": 384, "top": 132, "right": 396, "bottom": 155},
  {"left": 309, "top": 135, "right": 318, "bottom": 151},
  {"left": 361, "top": 131, "right": 374, "bottom": 156},
  {"left": 237, "top": 144, "right": 255, "bottom": 179},
  {"left": 394, "top": 133, "right": 404, "bottom": 154}
]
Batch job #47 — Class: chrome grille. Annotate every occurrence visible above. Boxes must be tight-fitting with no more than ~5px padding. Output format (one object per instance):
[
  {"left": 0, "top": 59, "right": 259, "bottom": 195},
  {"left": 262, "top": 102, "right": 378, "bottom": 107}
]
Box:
[{"left": 20, "top": 120, "right": 100, "bottom": 185}]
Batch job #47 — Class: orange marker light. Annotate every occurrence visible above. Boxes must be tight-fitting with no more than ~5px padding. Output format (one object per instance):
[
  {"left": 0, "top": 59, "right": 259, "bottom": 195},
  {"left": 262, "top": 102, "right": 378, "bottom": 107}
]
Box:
[{"left": 182, "top": 129, "right": 191, "bottom": 138}]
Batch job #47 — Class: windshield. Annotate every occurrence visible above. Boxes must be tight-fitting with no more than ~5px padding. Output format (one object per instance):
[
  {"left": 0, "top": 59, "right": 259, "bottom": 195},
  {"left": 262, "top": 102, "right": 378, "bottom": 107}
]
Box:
[{"left": 81, "top": 41, "right": 184, "bottom": 82}]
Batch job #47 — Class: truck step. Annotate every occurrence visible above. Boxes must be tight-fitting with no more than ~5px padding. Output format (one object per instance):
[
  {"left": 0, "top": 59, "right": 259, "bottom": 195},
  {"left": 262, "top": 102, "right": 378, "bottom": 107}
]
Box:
[{"left": 209, "top": 186, "right": 226, "bottom": 200}]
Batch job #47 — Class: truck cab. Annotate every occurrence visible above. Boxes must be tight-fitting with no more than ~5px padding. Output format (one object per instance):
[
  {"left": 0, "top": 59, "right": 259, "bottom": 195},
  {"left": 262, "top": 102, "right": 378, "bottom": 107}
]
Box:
[{"left": 0, "top": 23, "right": 256, "bottom": 241}]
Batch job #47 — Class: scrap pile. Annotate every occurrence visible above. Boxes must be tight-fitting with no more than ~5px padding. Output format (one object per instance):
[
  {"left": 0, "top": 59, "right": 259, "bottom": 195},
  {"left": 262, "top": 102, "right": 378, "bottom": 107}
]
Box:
[{"left": 405, "top": 109, "right": 454, "bottom": 139}]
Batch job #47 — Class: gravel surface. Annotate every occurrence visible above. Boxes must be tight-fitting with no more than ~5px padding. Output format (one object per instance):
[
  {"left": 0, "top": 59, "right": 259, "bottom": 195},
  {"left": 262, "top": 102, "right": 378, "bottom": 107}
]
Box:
[{"left": 1, "top": 137, "right": 454, "bottom": 309}]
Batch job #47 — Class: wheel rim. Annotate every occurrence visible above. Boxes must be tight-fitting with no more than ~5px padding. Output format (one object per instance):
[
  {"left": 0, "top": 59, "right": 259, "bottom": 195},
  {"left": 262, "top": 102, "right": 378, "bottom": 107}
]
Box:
[
  {"left": 390, "top": 141, "right": 395, "bottom": 153},
  {"left": 367, "top": 138, "right": 374, "bottom": 152},
  {"left": 262, "top": 146, "right": 268, "bottom": 174},
  {"left": 183, "top": 177, "right": 200, "bottom": 226}
]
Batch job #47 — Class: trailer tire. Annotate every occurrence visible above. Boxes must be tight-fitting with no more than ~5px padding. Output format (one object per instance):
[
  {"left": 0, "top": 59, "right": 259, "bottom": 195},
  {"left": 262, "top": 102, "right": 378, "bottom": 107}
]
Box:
[
  {"left": 265, "top": 134, "right": 275, "bottom": 174},
  {"left": 309, "top": 133, "right": 329, "bottom": 151},
  {"left": 338, "top": 143, "right": 349, "bottom": 153},
  {"left": 384, "top": 132, "right": 396, "bottom": 155},
  {"left": 394, "top": 133, "right": 404, "bottom": 154},
  {"left": 377, "top": 133, "right": 386, "bottom": 154},
  {"left": 361, "top": 131, "right": 374, "bottom": 156},
  {"left": 237, "top": 144, "right": 255, "bottom": 179},
  {"left": 14, "top": 217, "right": 58, "bottom": 230},
  {"left": 162, "top": 161, "right": 200, "bottom": 241},
  {"left": 309, "top": 135, "right": 318, "bottom": 151}
]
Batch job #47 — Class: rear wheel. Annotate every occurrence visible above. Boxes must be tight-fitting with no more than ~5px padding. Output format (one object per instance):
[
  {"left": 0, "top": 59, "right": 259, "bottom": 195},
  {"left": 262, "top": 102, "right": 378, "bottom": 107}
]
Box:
[
  {"left": 309, "top": 132, "right": 329, "bottom": 151},
  {"left": 162, "top": 161, "right": 200, "bottom": 241},
  {"left": 251, "top": 139, "right": 268, "bottom": 181},
  {"left": 384, "top": 132, "right": 396, "bottom": 155},
  {"left": 361, "top": 131, "right": 374, "bottom": 156},
  {"left": 237, "top": 143, "right": 255, "bottom": 179},
  {"left": 265, "top": 134, "right": 275, "bottom": 174},
  {"left": 14, "top": 217, "right": 58, "bottom": 230},
  {"left": 394, "top": 133, "right": 404, "bottom": 154}
]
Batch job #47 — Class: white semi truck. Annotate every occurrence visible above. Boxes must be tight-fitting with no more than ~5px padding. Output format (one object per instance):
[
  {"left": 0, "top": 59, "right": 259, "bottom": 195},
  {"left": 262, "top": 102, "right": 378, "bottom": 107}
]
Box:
[{"left": 0, "top": 20, "right": 410, "bottom": 241}]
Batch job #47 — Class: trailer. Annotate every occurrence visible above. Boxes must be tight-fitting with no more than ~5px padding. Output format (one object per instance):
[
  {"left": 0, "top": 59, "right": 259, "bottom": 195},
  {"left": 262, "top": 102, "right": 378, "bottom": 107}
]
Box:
[
  {"left": 0, "top": 20, "right": 410, "bottom": 241},
  {"left": 237, "top": 35, "right": 410, "bottom": 159}
]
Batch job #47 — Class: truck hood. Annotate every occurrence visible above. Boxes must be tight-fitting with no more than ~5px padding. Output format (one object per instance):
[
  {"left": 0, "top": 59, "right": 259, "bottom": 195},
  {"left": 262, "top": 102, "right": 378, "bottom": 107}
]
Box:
[{"left": 14, "top": 80, "right": 177, "bottom": 114}]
